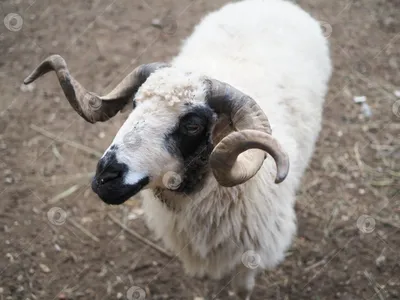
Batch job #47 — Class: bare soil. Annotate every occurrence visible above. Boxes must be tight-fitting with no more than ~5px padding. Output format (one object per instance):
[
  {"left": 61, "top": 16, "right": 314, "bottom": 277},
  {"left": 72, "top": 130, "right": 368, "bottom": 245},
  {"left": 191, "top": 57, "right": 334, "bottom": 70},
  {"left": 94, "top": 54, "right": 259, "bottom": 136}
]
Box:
[{"left": 0, "top": 0, "right": 399, "bottom": 299}]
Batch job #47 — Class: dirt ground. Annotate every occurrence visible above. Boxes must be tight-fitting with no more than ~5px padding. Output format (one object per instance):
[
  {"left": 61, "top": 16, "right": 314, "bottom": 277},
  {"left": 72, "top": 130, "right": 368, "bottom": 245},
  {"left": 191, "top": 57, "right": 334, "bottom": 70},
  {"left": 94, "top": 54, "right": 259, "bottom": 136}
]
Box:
[{"left": 0, "top": 0, "right": 399, "bottom": 299}]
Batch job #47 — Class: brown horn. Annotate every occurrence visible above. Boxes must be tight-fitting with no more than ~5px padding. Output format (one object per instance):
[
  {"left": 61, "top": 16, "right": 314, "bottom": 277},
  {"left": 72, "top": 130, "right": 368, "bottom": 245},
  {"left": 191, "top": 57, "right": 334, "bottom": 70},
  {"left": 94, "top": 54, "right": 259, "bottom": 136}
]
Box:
[
  {"left": 205, "top": 79, "right": 290, "bottom": 186},
  {"left": 23, "top": 55, "right": 169, "bottom": 123}
]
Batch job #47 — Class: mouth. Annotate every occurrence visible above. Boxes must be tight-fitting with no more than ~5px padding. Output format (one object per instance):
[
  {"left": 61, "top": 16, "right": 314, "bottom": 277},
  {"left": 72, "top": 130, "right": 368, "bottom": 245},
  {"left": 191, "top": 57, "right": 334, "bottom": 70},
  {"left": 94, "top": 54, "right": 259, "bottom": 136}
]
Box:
[{"left": 91, "top": 175, "right": 149, "bottom": 205}]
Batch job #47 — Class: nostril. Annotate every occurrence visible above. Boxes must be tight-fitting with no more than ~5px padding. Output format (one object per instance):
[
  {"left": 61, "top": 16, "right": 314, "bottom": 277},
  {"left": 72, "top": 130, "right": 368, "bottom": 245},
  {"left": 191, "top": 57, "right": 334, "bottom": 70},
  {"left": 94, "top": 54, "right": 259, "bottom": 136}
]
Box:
[{"left": 99, "top": 171, "right": 121, "bottom": 184}]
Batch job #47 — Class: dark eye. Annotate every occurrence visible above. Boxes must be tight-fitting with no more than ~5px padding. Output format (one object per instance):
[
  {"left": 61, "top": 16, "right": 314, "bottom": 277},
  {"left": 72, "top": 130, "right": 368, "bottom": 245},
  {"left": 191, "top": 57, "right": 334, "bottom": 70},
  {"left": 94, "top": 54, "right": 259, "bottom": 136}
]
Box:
[
  {"left": 180, "top": 115, "right": 205, "bottom": 136},
  {"left": 184, "top": 123, "right": 203, "bottom": 135}
]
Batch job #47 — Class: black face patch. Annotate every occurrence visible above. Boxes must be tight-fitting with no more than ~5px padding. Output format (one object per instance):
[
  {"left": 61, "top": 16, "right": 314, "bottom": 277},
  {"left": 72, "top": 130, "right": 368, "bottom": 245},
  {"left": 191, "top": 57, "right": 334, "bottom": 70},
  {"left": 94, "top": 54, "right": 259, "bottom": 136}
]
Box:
[{"left": 164, "top": 105, "right": 215, "bottom": 194}]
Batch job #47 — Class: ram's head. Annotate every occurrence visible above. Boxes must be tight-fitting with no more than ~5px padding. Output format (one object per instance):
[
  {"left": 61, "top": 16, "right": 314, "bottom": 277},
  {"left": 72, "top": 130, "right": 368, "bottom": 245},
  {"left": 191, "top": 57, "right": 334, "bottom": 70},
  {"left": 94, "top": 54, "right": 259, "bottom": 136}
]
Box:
[{"left": 24, "top": 55, "right": 289, "bottom": 205}]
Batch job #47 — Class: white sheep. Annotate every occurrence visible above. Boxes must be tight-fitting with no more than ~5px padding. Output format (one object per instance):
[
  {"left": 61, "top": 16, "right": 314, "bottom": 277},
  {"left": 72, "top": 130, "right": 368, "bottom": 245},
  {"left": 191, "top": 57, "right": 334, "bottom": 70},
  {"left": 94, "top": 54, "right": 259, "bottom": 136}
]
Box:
[{"left": 24, "top": 0, "right": 332, "bottom": 299}]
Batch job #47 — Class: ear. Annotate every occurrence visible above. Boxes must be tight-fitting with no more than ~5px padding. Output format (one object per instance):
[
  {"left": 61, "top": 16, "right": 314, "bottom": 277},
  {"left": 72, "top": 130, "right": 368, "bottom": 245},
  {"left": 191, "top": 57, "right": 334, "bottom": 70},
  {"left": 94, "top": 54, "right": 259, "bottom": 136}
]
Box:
[{"left": 211, "top": 114, "right": 234, "bottom": 145}]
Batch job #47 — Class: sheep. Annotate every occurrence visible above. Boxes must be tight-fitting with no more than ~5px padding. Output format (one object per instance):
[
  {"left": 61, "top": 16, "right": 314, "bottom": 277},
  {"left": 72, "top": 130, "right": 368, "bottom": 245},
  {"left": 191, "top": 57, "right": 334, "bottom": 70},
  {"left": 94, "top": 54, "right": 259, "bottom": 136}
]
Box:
[{"left": 23, "top": 0, "right": 332, "bottom": 298}]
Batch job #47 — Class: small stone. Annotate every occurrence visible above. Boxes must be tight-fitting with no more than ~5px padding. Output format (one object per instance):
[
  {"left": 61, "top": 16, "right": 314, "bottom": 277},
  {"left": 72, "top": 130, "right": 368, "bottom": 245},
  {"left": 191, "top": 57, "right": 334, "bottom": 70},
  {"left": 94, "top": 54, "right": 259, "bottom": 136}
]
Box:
[
  {"left": 29, "top": 268, "right": 34, "bottom": 274},
  {"left": 98, "top": 132, "right": 106, "bottom": 139},
  {"left": 54, "top": 244, "right": 61, "bottom": 252},
  {"left": 394, "top": 90, "right": 400, "bottom": 98},
  {"left": 0, "top": 287, "right": 4, "bottom": 293},
  {"left": 353, "top": 95, "right": 366, "bottom": 103},
  {"left": 6, "top": 253, "right": 14, "bottom": 262},
  {"left": 17, "top": 274, "right": 23, "bottom": 281},
  {"left": 20, "top": 82, "right": 36, "bottom": 92},
  {"left": 116, "top": 292, "right": 123, "bottom": 299},
  {"left": 376, "top": 255, "right": 386, "bottom": 267},
  {"left": 151, "top": 18, "right": 162, "bottom": 28},
  {"left": 346, "top": 183, "right": 356, "bottom": 189},
  {"left": 39, "top": 263, "right": 51, "bottom": 273},
  {"left": 194, "top": 297, "right": 205, "bottom": 300},
  {"left": 358, "top": 188, "right": 365, "bottom": 195}
]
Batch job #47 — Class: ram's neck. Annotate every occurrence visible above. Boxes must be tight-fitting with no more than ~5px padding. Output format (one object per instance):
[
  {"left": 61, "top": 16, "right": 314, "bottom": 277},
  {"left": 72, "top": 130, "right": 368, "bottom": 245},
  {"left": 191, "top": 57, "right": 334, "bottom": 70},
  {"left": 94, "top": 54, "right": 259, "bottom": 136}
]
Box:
[{"left": 151, "top": 172, "right": 222, "bottom": 211}]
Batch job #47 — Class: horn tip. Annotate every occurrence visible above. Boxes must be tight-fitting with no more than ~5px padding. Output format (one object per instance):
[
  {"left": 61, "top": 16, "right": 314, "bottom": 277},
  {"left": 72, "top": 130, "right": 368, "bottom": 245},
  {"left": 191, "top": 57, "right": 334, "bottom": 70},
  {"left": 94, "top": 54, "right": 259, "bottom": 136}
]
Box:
[
  {"left": 23, "top": 77, "right": 33, "bottom": 85},
  {"left": 274, "top": 176, "right": 285, "bottom": 184},
  {"left": 274, "top": 163, "right": 289, "bottom": 184}
]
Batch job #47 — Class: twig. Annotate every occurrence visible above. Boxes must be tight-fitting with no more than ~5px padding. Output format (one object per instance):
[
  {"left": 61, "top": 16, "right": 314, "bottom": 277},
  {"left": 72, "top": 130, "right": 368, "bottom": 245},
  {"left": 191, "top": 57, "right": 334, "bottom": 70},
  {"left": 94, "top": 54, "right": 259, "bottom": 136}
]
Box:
[
  {"left": 304, "top": 259, "right": 327, "bottom": 272},
  {"left": 364, "top": 270, "right": 385, "bottom": 300},
  {"left": 374, "top": 216, "right": 400, "bottom": 229},
  {"left": 354, "top": 142, "right": 364, "bottom": 176},
  {"left": 45, "top": 172, "right": 95, "bottom": 186},
  {"left": 107, "top": 213, "right": 173, "bottom": 258},
  {"left": 30, "top": 124, "right": 103, "bottom": 158},
  {"left": 304, "top": 248, "right": 337, "bottom": 272},
  {"left": 52, "top": 144, "right": 64, "bottom": 162},
  {"left": 68, "top": 218, "right": 100, "bottom": 242},
  {"left": 48, "top": 185, "right": 80, "bottom": 204}
]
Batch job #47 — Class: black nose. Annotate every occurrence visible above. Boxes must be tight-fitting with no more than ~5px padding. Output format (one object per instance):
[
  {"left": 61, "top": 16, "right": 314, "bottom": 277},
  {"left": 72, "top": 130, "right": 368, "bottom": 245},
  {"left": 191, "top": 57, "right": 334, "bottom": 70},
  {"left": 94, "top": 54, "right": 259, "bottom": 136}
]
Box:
[{"left": 94, "top": 152, "right": 127, "bottom": 186}]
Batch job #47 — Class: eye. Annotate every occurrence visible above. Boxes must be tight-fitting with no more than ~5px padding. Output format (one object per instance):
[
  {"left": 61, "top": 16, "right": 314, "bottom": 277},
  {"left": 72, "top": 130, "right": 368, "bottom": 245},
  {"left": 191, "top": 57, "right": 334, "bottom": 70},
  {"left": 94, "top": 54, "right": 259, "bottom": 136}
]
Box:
[
  {"left": 180, "top": 115, "right": 205, "bottom": 136},
  {"left": 184, "top": 123, "right": 203, "bottom": 135}
]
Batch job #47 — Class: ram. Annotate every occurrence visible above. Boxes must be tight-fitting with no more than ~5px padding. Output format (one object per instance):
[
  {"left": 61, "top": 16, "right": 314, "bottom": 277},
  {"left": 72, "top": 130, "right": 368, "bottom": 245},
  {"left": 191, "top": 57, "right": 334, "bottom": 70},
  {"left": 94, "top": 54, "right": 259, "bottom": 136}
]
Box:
[{"left": 24, "top": 0, "right": 331, "bottom": 298}]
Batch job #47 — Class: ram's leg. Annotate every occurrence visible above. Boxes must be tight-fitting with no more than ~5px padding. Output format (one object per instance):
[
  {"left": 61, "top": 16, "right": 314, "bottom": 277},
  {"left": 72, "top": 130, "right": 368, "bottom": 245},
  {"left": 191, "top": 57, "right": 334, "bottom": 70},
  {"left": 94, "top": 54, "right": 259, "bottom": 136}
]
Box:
[{"left": 231, "top": 265, "right": 258, "bottom": 300}]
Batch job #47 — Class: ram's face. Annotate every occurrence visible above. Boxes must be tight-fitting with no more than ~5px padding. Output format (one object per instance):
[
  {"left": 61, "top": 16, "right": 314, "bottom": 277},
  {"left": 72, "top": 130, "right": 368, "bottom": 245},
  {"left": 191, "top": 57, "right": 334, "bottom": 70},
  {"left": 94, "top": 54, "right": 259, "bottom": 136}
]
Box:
[
  {"left": 24, "top": 55, "right": 289, "bottom": 206},
  {"left": 92, "top": 74, "right": 219, "bottom": 205}
]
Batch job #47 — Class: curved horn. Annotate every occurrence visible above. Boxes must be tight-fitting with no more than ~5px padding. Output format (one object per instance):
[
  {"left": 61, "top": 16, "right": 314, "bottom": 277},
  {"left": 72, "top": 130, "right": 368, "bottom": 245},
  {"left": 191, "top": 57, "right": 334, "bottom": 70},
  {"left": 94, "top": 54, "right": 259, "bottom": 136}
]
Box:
[
  {"left": 23, "top": 55, "right": 169, "bottom": 123},
  {"left": 205, "top": 79, "right": 290, "bottom": 186}
]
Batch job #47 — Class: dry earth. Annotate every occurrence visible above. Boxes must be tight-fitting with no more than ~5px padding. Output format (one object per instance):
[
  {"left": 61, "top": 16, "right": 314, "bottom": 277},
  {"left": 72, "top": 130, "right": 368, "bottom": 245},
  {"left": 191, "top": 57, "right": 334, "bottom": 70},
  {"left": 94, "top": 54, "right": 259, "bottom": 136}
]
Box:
[{"left": 0, "top": 0, "right": 399, "bottom": 299}]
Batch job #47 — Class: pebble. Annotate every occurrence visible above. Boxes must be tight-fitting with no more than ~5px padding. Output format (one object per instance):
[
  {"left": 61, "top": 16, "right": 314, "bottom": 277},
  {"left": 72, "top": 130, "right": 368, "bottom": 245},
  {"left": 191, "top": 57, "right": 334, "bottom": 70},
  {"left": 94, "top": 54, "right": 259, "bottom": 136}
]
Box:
[
  {"left": 20, "top": 82, "right": 36, "bottom": 92},
  {"left": 116, "top": 292, "right": 123, "bottom": 299},
  {"left": 151, "top": 18, "right": 162, "bottom": 28},
  {"left": 376, "top": 255, "right": 386, "bottom": 267},
  {"left": 39, "top": 263, "right": 51, "bottom": 273},
  {"left": 353, "top": 95, "right": 366, "bottom": 103},
  {"left": 17, "top": 274, "right": 23, "bottom": 281},
  {"left": 6, "top": 253, "right": 14, "bottom": 262},
  {"left": 0, "top": 287, "right": 3, "bottom": 293},
  {"left": 194, "top": 297, "right": 205, "bottom": 300}
]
